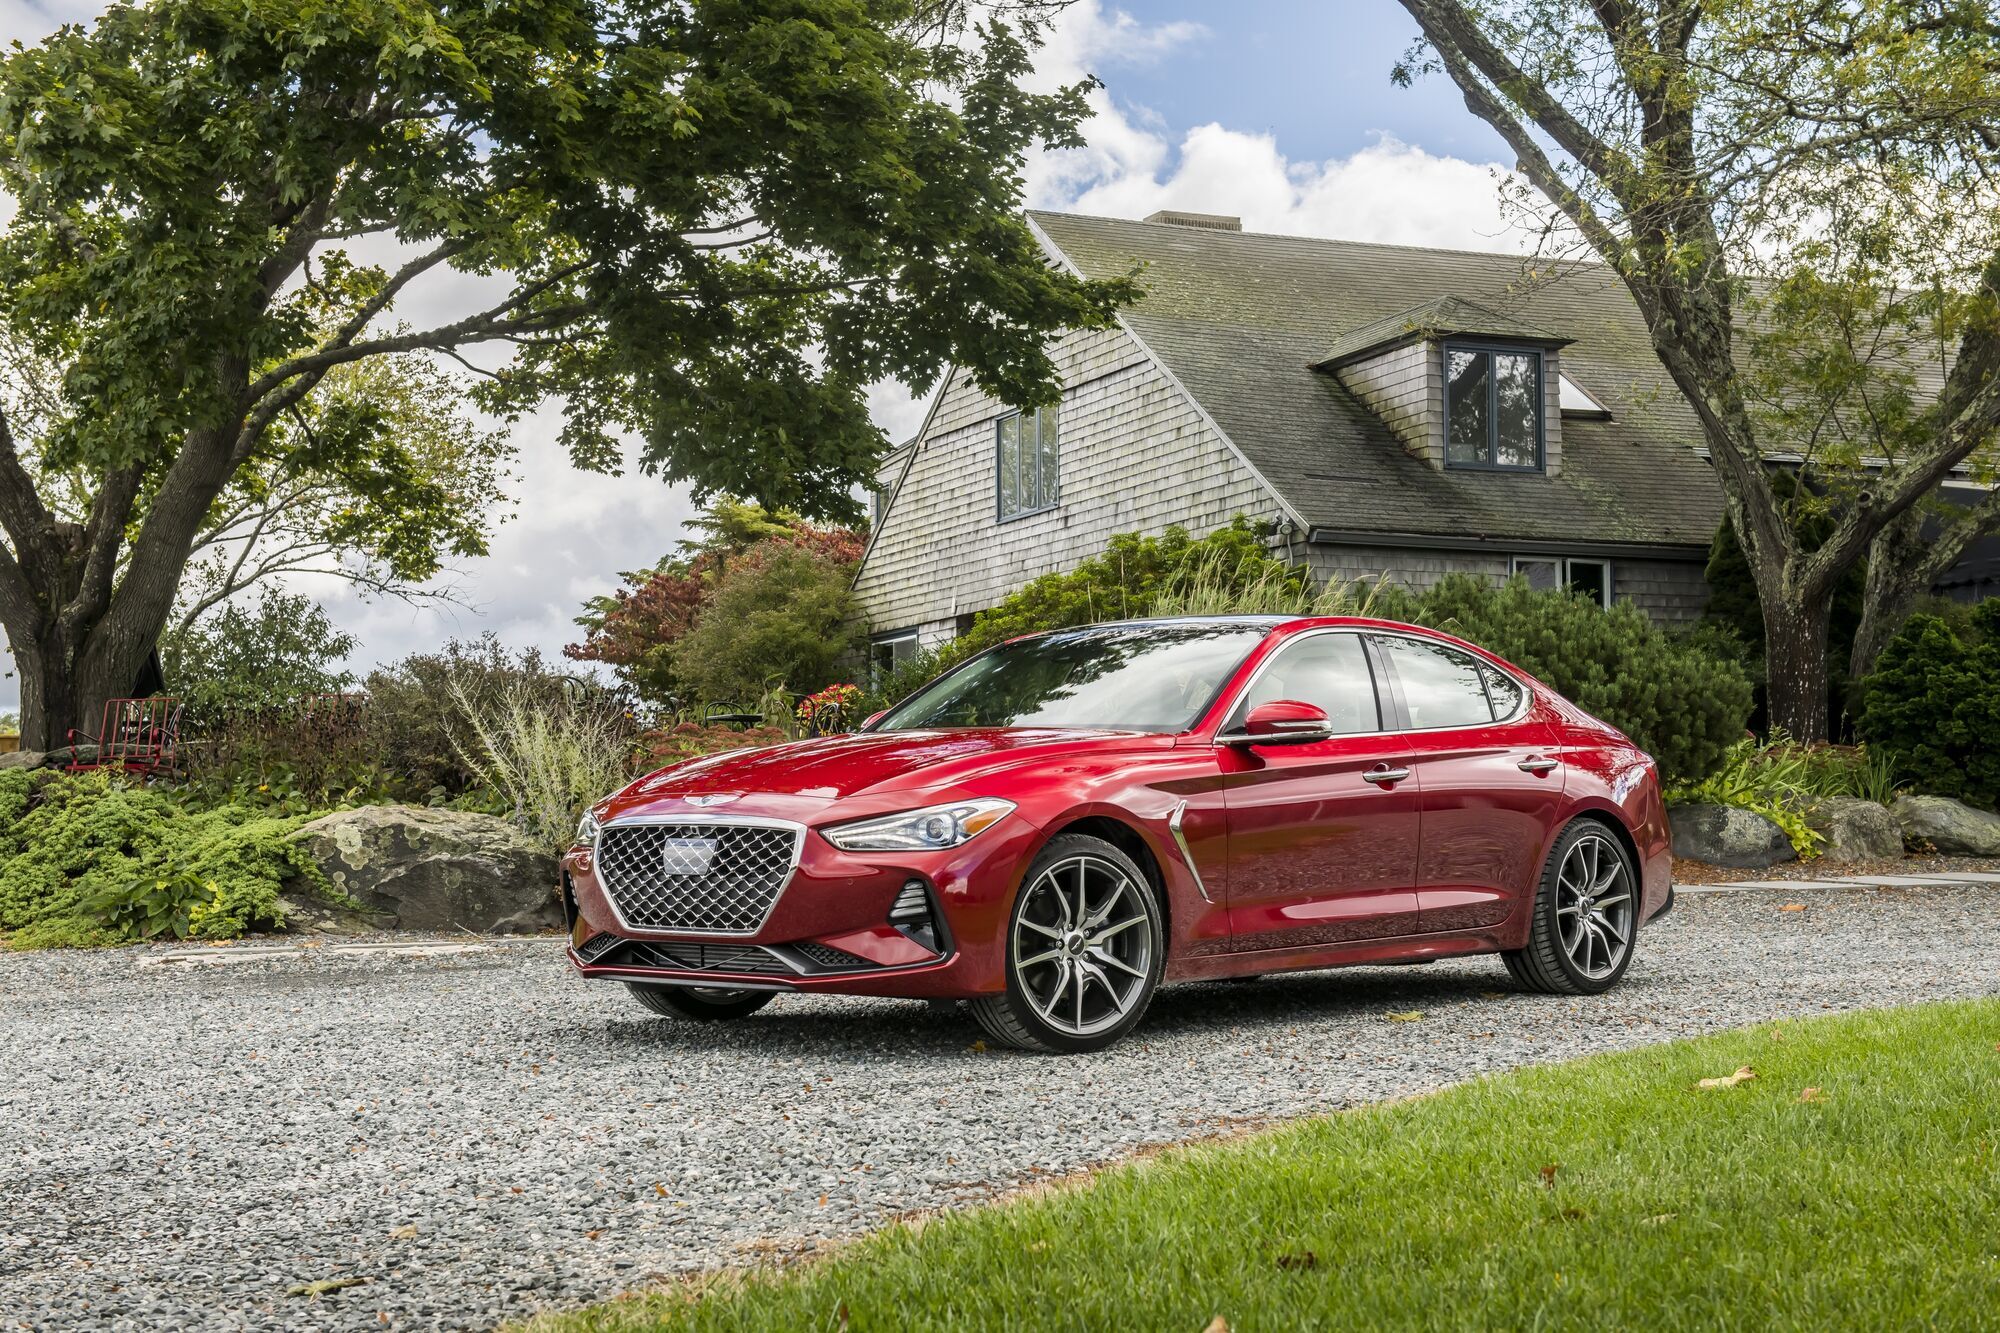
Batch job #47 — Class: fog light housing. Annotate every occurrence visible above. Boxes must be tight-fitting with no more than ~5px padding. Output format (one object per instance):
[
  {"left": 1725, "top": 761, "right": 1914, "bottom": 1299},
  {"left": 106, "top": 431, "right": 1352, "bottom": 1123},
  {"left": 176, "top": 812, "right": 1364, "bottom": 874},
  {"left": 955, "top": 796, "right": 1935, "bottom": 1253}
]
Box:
[{"left": 889, "top": 879, "right": 944, "bottom": 955}]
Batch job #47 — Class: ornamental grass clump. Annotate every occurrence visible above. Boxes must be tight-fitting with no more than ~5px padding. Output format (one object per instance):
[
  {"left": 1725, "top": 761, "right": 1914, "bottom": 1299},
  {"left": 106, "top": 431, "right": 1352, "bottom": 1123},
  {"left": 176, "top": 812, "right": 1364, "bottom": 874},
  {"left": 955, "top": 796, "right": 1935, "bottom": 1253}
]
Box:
[{"left": 446, "top": 672, "right": 637, "bottom": 852}]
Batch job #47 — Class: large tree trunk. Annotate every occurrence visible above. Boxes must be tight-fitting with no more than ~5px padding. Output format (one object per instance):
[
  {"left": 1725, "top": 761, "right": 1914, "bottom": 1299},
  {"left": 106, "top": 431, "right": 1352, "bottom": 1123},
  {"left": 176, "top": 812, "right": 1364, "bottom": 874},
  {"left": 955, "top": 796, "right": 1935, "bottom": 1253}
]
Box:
[
  {"left": 1762, "top": 593, "right": 1833, "bottom": 744},
  {"left": 6, "top": 598, "right": 164, "bottom": 752},
  {"left": 1849, "top": 508, "right": 1933, "bottom": 684}
]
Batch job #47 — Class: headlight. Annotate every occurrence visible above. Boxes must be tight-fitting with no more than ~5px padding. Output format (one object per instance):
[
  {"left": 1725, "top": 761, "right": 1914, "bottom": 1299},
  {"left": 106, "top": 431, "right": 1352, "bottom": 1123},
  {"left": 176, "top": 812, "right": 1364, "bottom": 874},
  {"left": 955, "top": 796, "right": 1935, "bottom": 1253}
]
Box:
[
  {"left": 823, "top": 799, "right": 1015, "bottom": 852},
  {"left": 575, "top": 808, "right": 602, "bottom": 847}
]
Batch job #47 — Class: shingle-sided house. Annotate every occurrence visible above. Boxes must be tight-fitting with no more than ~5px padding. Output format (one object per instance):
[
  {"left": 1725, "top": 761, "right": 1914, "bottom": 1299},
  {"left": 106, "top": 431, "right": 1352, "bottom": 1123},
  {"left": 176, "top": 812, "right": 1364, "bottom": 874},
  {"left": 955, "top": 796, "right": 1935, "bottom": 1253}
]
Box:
[{"left": 850, "top": 208, "right": 1963, "bottom": 672}]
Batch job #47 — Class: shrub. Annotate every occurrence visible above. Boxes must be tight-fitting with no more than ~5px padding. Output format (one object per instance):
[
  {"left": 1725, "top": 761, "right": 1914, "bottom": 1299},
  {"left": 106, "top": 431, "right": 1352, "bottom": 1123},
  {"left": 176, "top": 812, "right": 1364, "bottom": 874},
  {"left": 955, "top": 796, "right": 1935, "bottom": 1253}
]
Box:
[
  {"left": 363, "top": 635, "right": 617, "bottom": 799},
  {"left": 668, "top": 541, "right": 865, "bottom": 705},
  {"left": 447, "top": 672, "right": 639, "bottom": 851},
  {"left": 183, "top": 694, "right": 386, "bottom": 812},
  {"left": 161, "top": 588, "right": 358, "bottom": 725},
  {"left": 1413, "top": 574, "right": 1754, "bottom": 783},
  {"left": 1856, "top": 601, "right": 2000, "bottom": 809},
  {"left": 0, "top": 770, "right": 342, "bottom": 949},
  {"left": 0, "top": 710, "right": 18, "bottom": 735}
]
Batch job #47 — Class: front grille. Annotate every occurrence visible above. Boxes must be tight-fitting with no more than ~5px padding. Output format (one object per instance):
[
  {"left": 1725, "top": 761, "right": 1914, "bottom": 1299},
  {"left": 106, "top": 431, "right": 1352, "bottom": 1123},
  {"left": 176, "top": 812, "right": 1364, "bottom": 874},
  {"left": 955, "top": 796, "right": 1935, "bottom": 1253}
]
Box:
[
  {"left": 595, "top": 821, "right": 800, "bottom": 933},
  {"left": 596, "top": 939, "right": 798, "bottom": 976}
]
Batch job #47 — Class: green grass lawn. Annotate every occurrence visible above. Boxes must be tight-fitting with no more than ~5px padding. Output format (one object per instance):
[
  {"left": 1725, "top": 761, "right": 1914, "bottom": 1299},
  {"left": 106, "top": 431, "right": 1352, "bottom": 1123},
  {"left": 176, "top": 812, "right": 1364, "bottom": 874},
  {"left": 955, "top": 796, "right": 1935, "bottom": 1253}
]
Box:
[{"left": 523, "top": 1000, "right": 2000, "bottom": 1332}]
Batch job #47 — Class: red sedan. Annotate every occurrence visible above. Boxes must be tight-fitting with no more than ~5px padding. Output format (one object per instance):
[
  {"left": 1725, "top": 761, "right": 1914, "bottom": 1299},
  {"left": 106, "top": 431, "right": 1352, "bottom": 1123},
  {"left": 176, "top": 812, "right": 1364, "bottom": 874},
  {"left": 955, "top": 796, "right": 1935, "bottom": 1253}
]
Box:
[{"left": 562, "top": 617, "right": 1673, "bottom": 1052}]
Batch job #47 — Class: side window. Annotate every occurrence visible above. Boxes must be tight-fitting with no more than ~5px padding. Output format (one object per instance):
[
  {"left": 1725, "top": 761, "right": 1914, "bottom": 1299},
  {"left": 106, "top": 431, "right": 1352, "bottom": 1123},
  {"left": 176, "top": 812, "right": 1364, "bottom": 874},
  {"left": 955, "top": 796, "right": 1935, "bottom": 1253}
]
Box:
[
  {"left": 1373, "top": 636, "right": 1494, "bottom": 729},
  {"left": 1480, "top": 663, "right": 1524, "bottom": 719},
  {"left": 1236, "top": 633, "right": 1380, "bottom": 735}
]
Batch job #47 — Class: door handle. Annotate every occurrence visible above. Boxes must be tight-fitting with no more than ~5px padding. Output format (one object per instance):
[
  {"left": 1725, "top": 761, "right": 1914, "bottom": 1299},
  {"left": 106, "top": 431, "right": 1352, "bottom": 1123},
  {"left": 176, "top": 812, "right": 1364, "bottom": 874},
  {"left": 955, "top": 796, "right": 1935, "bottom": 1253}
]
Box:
[
  {"left": 1517, "top": 756, "right": 1558, "bottom": 774},
  {"left": 1362, "top": 765, "right": 1411, "bottom": 785}
]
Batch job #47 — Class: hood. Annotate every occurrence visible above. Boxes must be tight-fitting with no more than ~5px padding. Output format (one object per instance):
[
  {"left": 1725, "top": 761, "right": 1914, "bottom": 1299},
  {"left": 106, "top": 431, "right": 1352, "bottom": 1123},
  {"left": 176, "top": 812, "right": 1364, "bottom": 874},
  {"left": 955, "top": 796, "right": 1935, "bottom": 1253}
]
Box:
[{"left": 615, "top": 728, "right": 1166, "bottom": 806}]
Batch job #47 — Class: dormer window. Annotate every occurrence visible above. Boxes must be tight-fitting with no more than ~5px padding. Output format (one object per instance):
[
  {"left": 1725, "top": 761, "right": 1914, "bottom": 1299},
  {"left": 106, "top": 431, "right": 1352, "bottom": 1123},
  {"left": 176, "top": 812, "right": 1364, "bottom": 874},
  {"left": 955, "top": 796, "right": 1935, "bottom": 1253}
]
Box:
[{"left": 1445, "top": 343, "right": 1544, "bottom": 471}]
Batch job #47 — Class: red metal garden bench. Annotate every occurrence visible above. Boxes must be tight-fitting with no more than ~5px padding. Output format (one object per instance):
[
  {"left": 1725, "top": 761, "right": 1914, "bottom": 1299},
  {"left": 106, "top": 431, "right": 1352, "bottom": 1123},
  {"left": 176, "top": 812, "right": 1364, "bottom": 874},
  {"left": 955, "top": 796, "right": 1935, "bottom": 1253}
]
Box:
[{"left": 66, "top": 697, "right": 184, "bottom": 778}]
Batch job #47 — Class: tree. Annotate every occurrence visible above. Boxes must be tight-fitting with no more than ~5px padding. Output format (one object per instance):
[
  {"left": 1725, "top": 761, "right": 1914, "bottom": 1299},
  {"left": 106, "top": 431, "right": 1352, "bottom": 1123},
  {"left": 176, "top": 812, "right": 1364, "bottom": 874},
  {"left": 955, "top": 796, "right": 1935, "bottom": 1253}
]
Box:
[
  {"left": 0, "top": 0, "right": 1134, "bottom": 750},
  {"left": 2, "top": 329, "right": 511, "bottom": 638},
  {"left": 1393, "top": 0, "right": 2000, "bottom": 741},
  {"left": 158, "top": 587, "right": 357, "bottom": 724},
  {"left": 668, "top": 540, "right": 867, "bottom": 705},
  {"left": 567, "top": 497, "right": 863, "bottom": 704}
]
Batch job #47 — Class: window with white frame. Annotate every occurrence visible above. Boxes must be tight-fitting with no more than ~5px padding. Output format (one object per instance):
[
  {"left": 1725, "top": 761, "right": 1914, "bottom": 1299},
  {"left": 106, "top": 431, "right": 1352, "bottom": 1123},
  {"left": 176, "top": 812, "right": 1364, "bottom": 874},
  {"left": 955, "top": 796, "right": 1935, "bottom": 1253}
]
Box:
[
  {"left": 996, "top": 403, "right": 1060, "bottom": 520},
  {"left": 1511, "top": 555, "right": 1612, "bottom": 608},
  {"left": 870, "top": 629, "right": 920, "bottom": 680}
]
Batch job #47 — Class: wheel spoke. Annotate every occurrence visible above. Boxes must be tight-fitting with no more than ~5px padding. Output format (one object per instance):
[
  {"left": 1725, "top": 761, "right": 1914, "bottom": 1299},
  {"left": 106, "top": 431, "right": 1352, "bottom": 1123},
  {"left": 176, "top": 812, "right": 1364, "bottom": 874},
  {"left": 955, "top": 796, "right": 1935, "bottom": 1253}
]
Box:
[
  {"left": 1018, "top": 917, "right": 1063, "bottom": 940},
  {"left": 1018, "top": 947, "right": 1063, "bottom": 968},
  {"left": 1089, "top": 915, "right": 1146, "bottom": 945},
  {"left": 1593, "top": 891, "right": 1630, "bottom": 912},
  {"left": 1592, "top": 910, "right": 1630, "bottom": 945},
  {"left": 1555, "top": 900, "right": 1584, "bottom": 917},
  {"left": 1034, "top": 960, "right": 1071, "bottom": 1021},
  {"left": 1088, "top": 948, "right": 1145, "bottom": 979}
]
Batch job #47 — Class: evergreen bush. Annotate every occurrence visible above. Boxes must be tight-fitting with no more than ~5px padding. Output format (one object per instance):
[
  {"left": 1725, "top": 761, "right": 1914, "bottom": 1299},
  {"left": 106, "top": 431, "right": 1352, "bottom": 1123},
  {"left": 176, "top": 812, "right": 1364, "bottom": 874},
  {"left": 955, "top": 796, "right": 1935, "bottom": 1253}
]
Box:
[{"left": 1855, "top": 601, "right": 2000, "bottom": 809}]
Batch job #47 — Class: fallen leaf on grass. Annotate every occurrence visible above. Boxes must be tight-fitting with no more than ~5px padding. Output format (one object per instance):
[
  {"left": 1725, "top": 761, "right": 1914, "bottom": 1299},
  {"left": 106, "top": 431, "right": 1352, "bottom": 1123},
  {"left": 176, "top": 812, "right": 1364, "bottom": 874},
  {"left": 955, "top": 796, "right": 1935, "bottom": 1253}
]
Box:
[
  {"left": 1641, "top": 1213, "right": 1678, "bottom": 1226},
  {"left": 1386, "top": 1011, "right": 1424, "bottom": 1023},
  {"left": 1778, "top": 903, "right": 1806, "bottom": 912},
  {"left": 388, "top": 1224, "right": 417, "bottom": 1240},
  {"left": 1539, "top": 1164, "right": 1560, "bottom": 1188},
  {"left": 967, "top": 1040, "right": 987, "bottom": 1054},
  {"left": 1696, "top": 1065, "right": 1757, "bottom": 1090},
  {"left": 1275, "top": 1251, "right": 1317, "bottom": 1270},
  {"left": 286, "top": 1276, "right": 367, "bottom": 1299},
  {"left": 1203, "top": 1319, "right": 1230, "bottom": 1333},
  {"left": 1798, "top": 1087, "right": 1826, "bottom": 1103}
]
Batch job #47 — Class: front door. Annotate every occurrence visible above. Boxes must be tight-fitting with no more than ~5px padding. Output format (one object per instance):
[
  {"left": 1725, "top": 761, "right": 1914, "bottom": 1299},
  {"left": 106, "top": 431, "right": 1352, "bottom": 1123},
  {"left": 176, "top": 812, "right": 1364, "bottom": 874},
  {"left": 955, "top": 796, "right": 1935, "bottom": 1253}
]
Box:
[{"left": 1218, "top": 630, "right": 1421, "bottom": 950}]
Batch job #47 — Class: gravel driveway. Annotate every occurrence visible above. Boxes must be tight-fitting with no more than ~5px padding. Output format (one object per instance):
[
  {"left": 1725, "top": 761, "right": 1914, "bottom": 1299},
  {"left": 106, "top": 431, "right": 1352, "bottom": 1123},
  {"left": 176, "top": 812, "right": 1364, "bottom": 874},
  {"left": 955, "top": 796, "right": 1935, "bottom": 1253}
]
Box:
[{"left": 6, "top": 881, "right": 1999, "bottom": 1331}]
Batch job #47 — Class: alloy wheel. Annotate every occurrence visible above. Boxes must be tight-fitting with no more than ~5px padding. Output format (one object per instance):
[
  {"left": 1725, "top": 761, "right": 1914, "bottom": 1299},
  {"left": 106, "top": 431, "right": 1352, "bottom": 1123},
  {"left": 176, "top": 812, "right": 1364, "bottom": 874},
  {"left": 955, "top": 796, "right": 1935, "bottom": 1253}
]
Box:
[
  {"left": 1554, "top": 831, "right": 1633, "bottom": 980},
  {"left": 1010, "top": 854, "right": 1155, "bottom": 1038}
]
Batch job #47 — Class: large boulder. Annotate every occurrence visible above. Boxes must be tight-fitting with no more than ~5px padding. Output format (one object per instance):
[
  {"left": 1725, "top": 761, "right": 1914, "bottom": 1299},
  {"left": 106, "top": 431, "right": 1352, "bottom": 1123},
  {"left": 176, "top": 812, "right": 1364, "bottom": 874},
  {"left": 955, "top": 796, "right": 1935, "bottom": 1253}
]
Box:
[
  {"left": 1805, "top": 797, "right": 1905, "bottom": 864},
  {"left": 1668, "top": 803, "right": 1796, "bottom": 868},
  {"left": 0, "top": 748, "right": 47, "bottom": 771},
  {"left": 291, "top": 805, "right": 562, "bottom": 933},
  {"left": 1892, "top": 795, "right": 2000, "bottom": 857}
]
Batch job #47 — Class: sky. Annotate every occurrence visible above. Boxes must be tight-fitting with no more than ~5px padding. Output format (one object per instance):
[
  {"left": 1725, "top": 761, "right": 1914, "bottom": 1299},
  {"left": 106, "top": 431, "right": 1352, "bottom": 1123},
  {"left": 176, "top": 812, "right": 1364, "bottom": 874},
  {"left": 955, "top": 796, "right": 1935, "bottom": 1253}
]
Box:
[{"left": 0, "top": 0, "right": 1539, "bottom": 715}]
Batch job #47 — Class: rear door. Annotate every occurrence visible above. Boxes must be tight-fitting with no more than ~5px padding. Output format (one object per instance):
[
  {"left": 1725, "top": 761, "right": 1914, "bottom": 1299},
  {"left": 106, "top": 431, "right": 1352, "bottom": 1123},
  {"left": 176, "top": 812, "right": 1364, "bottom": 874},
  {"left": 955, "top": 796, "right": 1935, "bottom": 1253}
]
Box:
[
  {"left": 1218, "top": 630, "right": 1422, "bottom": 950},
  {"left": 1367, "top": 633, "right": 1567, "bottom": 934}
]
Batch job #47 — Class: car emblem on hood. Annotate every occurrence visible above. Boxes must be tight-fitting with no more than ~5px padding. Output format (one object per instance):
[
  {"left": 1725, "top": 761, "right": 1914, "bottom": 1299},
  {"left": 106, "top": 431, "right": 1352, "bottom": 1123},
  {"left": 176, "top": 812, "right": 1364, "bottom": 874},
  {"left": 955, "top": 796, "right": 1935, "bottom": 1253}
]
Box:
[{"left": 684, "top": 793, "right": 740, "bottom": 808}]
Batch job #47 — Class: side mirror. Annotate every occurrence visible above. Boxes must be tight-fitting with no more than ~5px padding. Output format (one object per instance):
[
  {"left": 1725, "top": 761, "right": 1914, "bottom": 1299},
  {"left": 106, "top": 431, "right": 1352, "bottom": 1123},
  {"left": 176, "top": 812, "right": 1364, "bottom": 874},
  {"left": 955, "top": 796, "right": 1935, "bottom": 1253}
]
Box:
[
  {"left": 1227, "top": 699, "right": 1335, "bottom": 746},
  {"left": 861, "top": 710, "right": 887, "bottom": 730}
]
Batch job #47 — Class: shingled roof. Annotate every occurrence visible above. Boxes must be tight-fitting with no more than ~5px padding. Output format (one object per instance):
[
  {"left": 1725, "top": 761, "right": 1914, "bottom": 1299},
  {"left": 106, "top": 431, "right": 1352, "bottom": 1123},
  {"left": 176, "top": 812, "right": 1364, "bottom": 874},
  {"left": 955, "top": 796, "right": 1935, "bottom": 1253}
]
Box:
[{"left": 1027, "top": 211, "right": 1727, "bottom": 550}]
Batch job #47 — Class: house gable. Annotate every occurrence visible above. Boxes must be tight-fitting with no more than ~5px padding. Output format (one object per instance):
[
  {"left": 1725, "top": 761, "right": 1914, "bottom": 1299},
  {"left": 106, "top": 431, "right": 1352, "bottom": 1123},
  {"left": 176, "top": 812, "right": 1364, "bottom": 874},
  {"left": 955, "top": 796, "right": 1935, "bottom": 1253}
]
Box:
[{"left": 852, "top": 321, "right": 1282, "bottom": 643}]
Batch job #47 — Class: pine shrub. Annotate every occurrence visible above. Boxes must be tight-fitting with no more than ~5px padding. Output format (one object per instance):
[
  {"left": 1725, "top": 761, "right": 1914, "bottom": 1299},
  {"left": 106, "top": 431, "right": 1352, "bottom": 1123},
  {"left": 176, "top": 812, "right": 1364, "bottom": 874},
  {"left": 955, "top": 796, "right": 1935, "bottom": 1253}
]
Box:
[{"left": 1856, "top": 601, "right": 2000, "bottom": 809}]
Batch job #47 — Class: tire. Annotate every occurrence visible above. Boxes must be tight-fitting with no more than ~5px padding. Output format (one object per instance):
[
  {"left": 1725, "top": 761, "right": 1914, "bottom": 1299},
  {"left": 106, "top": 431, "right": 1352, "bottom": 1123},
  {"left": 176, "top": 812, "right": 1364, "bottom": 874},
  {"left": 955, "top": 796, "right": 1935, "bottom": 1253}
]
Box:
[
  {"left": 969, "top": 833, "right": 1166, "bottom": 1054},
  {"left": 1502, "top": 818, "right": 1639, "bottom": 996},
  {"left": 625, "top": 982, "right": 776, "bottom": 1021}
]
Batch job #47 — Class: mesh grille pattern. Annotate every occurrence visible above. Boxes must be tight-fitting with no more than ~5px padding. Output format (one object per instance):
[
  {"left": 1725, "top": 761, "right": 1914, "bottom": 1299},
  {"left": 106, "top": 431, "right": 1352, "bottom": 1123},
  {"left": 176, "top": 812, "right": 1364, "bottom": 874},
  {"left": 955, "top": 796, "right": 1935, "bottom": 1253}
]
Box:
[
  {"left": 793, "top": 942, "right": 875, "bottom": 972},
  {"left": 596, "top": 822, "right": 799, "bottom": 933},
  {"left": 575, "top": 931, "right": 623, "bottom": 965}
]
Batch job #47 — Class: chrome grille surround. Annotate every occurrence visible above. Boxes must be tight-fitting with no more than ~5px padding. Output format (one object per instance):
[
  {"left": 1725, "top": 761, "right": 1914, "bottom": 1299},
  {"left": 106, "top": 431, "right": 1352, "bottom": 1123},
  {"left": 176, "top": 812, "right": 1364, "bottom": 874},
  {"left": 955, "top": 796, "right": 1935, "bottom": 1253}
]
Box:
[{"left": 593, "top": 815, "right": 805, "bottom": 935}]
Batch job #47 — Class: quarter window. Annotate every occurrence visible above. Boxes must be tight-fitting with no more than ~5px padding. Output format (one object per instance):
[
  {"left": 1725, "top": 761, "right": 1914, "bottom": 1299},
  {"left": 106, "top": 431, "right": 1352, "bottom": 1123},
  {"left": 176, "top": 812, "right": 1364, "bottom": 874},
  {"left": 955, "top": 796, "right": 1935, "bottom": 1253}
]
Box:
[
  {"left": 1236, "top": 633, "right": 1381, "bottom": 735},
  {"left": 1372, "top": 635, "right": 1497, "bottom": 729},
  {"left": 996, "top": 404, "right": 1060, "bottom": 520},
  {"left": 1445, "top": 344, "right": 1543, "bottom": 471}
]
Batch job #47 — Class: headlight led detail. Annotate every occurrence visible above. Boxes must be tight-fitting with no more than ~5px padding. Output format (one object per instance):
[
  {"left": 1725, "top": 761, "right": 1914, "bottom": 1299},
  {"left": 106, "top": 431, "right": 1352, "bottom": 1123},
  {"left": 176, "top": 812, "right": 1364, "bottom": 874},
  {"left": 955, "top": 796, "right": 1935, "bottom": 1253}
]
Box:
[
  {"left": 823, "top": 799, "right": 1015, "bottom": 852},
  {"left": 575, "top": 808, "right": 602, "bottom": 847}
]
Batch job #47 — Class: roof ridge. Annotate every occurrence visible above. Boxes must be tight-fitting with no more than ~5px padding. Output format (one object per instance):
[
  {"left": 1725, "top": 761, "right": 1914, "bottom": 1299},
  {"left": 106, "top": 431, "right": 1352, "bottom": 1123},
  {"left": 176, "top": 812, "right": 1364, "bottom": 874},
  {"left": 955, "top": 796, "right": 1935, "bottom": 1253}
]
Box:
[{"left": 1025, "top": 208, "right": 1610, "bottom": 270}]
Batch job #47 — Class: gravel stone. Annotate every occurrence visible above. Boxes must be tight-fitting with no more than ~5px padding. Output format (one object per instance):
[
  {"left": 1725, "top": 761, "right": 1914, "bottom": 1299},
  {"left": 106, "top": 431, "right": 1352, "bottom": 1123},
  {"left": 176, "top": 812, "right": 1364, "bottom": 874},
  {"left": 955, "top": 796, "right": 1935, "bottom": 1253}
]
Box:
[{"left": 5, "top": 889, "right": 1999, "bottom": 1331}]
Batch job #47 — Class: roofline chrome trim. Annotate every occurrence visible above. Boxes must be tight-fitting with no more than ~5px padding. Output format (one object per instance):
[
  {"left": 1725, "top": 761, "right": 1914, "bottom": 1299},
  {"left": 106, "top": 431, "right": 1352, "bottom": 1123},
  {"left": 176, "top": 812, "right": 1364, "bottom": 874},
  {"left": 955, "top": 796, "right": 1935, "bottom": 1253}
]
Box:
[
  {"left": 1166, "top": 800, "right": 1217, "bottom": 905},
  {"left": 593, "top": 814, "right": 807, "bottom": 938}
]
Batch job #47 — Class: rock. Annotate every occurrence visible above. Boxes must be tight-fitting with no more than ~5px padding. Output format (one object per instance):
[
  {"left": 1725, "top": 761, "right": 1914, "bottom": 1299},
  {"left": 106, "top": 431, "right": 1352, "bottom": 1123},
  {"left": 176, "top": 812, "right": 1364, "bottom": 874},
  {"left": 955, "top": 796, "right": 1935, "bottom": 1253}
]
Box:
[
  {"left": 1805, "top": 797, "right": 1905, "bottom": 863},
  {"left": 1891, "top": 795, "right": 2000, "bottom": 857},
  {"left": 290, "top": 805, "right": 562, "bottom": 934},
  {"left": 0, "top": 748, "right": 47, "bottom": 771},
  {"left": 1668, "top": 803, "right": 1796, "bottom": 868}
]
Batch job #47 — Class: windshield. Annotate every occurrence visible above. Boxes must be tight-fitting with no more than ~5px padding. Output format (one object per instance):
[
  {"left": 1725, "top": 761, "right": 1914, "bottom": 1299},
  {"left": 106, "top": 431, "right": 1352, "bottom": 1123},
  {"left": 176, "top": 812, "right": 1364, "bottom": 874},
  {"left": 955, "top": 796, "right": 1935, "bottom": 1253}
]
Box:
[{"left": 873, "top": 623, "right": 1269, "bottom": 733}]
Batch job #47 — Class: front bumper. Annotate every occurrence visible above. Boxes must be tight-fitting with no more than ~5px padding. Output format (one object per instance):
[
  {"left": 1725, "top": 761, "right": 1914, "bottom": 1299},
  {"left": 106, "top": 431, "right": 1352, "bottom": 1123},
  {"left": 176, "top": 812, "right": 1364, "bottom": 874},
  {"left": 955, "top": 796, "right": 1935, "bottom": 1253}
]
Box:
[{"left": 561, "top": 808, "right": 1044, "bottom": 999}]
